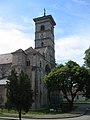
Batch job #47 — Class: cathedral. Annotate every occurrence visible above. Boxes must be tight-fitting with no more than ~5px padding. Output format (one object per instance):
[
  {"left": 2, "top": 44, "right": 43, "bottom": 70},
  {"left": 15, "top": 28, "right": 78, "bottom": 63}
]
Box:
[{"left": 0, "top": 14, "right": 56, "bottom": 109}]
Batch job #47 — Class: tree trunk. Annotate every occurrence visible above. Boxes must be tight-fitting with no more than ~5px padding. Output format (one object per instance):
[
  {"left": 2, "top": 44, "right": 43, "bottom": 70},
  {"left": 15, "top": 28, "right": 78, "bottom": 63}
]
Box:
[
  {"left": 69, "top": 101, "right": 73, "bottom": 109},
  {"left": 19, "top": 111, "right": 21, "bottom": 120},
  {"left": 64, "top": 95, "right": 74, "bottom": 110}
]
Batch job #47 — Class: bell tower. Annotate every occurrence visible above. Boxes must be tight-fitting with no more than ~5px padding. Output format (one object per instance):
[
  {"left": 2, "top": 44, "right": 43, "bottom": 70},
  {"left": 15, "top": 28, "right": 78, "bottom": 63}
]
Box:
[{"left": 33, "top": 14, "right": 56, "bottom": 67}]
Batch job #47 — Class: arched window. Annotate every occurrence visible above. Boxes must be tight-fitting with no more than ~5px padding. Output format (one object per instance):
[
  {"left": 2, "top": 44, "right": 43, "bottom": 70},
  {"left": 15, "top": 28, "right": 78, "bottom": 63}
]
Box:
[
  {"left": 45, "top": 64, "right": 51, "bottom": 74},
  {"left": 41, "top": 42, "right": 44, "bottom": 47},
  {"left": 40, "top": 25, "right": 45, "bottom": 31}
]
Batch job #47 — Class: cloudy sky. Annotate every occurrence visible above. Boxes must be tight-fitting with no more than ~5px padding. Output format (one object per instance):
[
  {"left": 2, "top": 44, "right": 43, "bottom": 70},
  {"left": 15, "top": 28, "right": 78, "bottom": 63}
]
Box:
[{"left": 0, "top": 0, "right": 90, "bottom": 65}]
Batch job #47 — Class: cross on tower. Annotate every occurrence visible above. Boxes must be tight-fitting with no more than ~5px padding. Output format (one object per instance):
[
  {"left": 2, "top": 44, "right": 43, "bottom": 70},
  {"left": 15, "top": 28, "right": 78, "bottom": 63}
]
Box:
[{"left": 44, "top": 8, "right": 46, "bottom": 16}]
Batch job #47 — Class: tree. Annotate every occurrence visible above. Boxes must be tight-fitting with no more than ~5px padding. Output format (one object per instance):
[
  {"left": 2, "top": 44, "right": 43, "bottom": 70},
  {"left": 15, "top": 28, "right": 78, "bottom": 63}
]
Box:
[
  {"left": 85, "top": 75, "right": 90, "bottom": 98},
  {"left": 84, "top": 47, "right": 90, "bottom": 68},
  {"left": 44, "top": 60, "right": 89, "bottom": 108},
  {"left": 44, "top": 64, "right": 64, "bottom": 104},
  {"left": 84, "top": 47, "right": 90, "bottom": 98},
  {"left": 6, "top": 69, "right": 33, "bottom": 120}
]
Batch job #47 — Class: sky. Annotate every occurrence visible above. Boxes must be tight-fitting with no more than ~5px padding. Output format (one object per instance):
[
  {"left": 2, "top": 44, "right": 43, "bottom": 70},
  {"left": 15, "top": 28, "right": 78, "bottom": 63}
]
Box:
[{"left": 0, "top": 0, "right": 90, "bottom": 65}]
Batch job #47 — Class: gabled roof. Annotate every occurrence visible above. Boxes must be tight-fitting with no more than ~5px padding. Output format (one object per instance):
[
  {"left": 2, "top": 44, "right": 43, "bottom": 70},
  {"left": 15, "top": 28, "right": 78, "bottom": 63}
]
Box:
[
  {"left": 0, "top": 53, "right": 12, "bottom": 64},
  {"left": 12, "top": 49, "right": 27, "bottom": 54},
  {"left": 25, "top": 47, "right": 34, "bottom": 53}
]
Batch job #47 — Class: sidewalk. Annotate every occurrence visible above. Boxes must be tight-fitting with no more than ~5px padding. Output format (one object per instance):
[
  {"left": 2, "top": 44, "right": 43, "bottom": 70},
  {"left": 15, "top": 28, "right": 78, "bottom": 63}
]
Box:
[{"left": 0, "top": 104, "right": 90, "bottom": 119}]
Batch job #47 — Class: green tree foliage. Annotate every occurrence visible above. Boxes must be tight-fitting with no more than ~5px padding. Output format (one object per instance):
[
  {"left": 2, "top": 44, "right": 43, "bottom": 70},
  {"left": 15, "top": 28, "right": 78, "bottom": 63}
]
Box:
[
  {"left": 85, "top": 76, "right": 90, "bottom": 98},
  {"left": 84, "top": 47, "right": 90, "bottom": 68},
  {"left": 6, "top": 69, "right": 33, "bottom": 120},
  {"left": 84, "top": 47, "right": 90, "bottom": 98},
  {"left": 44, "top": 60, "right": 89, "bottom": 108}
]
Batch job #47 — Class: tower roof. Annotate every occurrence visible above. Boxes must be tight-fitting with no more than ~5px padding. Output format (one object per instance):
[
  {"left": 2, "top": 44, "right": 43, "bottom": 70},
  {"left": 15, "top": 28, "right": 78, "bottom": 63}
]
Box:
[{"left": 33, "top": 15, "right": 56, "bottom": 26}]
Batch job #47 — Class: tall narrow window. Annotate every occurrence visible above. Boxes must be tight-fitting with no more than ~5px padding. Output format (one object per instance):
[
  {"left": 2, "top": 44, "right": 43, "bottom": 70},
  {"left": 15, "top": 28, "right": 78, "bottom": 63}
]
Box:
[
  {"left": 41, "top": 42, "right": 44, "bottom": 47},
  {"left": 40, "top": 25, "right": 45, "bottom": 31},
  {"left": 40, "top": 61, "right": 42, "bottom": 68},
  {"left": 26, "top": 60, "right": 30, "bottom": 66}
]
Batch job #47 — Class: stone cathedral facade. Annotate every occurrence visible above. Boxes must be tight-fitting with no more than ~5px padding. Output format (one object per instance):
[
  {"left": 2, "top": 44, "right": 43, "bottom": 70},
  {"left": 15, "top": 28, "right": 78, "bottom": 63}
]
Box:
[{"left": 0, "top": 14, "right": 56, "bottom": 109}]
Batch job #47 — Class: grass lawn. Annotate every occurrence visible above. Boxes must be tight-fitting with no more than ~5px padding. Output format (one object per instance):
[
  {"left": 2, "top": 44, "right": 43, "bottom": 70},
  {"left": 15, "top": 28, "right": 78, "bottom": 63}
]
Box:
[{"left": 0, "top": 102, "right": 90, "bottom": 119}]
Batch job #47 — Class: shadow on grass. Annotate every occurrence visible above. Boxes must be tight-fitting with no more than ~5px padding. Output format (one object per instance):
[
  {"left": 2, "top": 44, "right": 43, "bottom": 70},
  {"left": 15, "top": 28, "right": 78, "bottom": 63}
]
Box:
[{"left": 28, "top": 103, "right": 78, "bottom": 115}]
